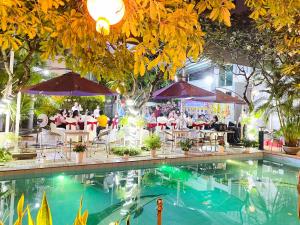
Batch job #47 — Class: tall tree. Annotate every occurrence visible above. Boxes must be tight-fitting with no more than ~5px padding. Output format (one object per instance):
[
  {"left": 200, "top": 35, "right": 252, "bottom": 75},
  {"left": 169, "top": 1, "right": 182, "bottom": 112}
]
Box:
[
  {"left": 202, "top": 12, "right": 299, "bottom": 111},
  {"left": 0, "top": 0, "right": 235, "bottom": 97},
  {"left": 245, "top": 0, "right": 300, "bottom": 77}
]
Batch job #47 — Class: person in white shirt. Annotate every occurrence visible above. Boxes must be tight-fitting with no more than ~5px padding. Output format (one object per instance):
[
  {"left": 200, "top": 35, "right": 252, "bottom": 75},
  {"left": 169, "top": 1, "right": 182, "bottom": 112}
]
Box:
[
  {"left": 72, "top": 102, "right": 82, "bottom": 112},
  {"left": 186, "top": 114, "right": 194, "bottom": 129},
  {"left": 93, "top": 106, "right": 100, "bottom": 118}
]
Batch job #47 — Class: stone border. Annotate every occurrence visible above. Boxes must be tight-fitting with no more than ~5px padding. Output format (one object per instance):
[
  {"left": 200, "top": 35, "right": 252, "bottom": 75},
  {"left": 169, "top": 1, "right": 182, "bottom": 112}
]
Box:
[
  {"left": 0, "top": 151, "right": 263, "bottom": 179},
  {"left": 263, "top": 151, "right": 300, "bottom": 168}
]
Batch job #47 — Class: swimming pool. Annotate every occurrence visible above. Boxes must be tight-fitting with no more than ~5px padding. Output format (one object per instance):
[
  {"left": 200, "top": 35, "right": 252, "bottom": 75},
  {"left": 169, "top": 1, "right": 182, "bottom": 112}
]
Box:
[{"left": 0, "top": 159, "right": 299, "bottom": 225}]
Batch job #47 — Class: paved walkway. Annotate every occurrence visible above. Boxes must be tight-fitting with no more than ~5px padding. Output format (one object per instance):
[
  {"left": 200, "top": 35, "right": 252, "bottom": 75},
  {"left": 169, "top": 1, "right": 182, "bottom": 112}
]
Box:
[
  {"left": 0, "top": 146, "right": 263, "bottom": 175},
  {"left": 1, "top": 143, "right": 299, "bottom": 177}
]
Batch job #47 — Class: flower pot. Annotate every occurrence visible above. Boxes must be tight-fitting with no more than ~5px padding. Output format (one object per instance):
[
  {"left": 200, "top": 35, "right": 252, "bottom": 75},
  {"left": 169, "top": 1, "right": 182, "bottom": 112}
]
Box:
[
  {"left": 151, "top": 149, "right": 156, "bottom": 157},
  {"left": 75, "top": 152, "right": 85, "bottom": 163},
  {"left": 243, "top": 147, "right": 250, "bottom": 153},
  {"left": 283, "top": 146, "right": 300, "bottom": 155},
  {"left": 123, "top": 154, "right": 129, "bottom": 160},
  {"left": 183, "top": 151, "right": 189, "bottom": 156},
  {"left": 218, "top": 145, "right": 225, "bottom": 153}
]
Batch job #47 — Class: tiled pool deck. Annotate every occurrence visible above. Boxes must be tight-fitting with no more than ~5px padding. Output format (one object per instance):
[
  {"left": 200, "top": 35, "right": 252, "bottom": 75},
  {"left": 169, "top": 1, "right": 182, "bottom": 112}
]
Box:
[{"left": 0, "top": 148, "right": 299, "bottom": 177}]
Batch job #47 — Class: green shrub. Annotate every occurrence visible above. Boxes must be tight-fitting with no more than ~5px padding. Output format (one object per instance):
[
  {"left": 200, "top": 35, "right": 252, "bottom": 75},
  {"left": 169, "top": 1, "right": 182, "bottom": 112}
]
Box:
[
  {"left": 179, "top": 138, "right": 194, "bottom": 151},
  {"left": 0, "top": 148, "right": 12, "bottom": 162},
  {"left": 73, "top": 144, "right": 87, "bottom": 152},
  {"left": 111, "top": 146, "right": 141, "bottom": 156},
  {"left": 242, "top": 139, "right": 258, "bottom": 148},
  {"left": 144, "top": 134, "right": 161, "bottom": 150}
]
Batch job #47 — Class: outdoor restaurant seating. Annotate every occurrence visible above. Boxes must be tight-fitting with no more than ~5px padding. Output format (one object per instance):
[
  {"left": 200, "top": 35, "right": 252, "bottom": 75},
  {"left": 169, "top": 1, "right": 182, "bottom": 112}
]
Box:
[{"left": 86, "top": 117, "right": 98, "bottom": 141}]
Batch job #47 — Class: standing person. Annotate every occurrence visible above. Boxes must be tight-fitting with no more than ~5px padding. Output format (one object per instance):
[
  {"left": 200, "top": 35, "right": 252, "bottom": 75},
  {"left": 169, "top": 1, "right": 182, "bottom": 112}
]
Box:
[
  {"left": 118, "top": 102, "right": 126, "bottom": 118},
  {"left": 111, "top": 113, "right": 119, "bottom": 129},
  {"left": 72, "top": 102, "right": 81, "bottom": 112},
  {"left": 93, "top": 105, "right": 100, "bottom": 118},
  {"left": 96, "top": 110, "right": 110, "bottom": 136}
]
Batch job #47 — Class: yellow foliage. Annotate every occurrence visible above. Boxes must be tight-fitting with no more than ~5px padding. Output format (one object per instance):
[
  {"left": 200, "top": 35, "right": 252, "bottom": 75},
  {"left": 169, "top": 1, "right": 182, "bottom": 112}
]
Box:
[
  {"left": 36, "top": 193, "right": 53, "bottom": 225},
  {"left": 14, "top": 194, "right": 25, "bottom": 225},
  {"left": 73, "top": 198, "right": 88, "bottom": 225},
  {"left": 27, "top": 206, "right": 35, "bottom": 225},
  {"left": 0, "top": 193, "right": 88, "bottom": 225},
  {"left": 245, "top": 0, "right": 300, "bottom": 75},
  {"left": 0, "top": 0, "right": 236, "bottom": 81}
]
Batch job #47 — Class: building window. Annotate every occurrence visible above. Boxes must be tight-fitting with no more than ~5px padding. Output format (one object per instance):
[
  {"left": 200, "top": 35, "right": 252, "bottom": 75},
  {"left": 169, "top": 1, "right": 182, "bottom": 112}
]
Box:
[{"left": 219, "top": 65, "right": 233, "bottom": 87}]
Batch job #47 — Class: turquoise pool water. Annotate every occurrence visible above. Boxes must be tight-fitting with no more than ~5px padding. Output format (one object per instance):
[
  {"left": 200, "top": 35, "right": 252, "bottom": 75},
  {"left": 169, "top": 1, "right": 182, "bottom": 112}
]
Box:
[{"left": 0, "top": 159, "right": 299, "bottom": 225}]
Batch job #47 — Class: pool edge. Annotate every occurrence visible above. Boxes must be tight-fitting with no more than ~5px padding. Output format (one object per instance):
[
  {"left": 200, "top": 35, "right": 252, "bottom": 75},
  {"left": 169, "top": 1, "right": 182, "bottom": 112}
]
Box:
[{"left": 0, "top": 151, "right": 264, "bottom": 177}]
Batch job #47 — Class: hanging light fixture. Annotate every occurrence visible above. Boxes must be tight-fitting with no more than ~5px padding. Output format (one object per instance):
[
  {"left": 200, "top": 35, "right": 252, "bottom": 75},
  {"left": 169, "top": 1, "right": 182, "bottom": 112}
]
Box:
[{"left": 87, "top": 0, "right": 125, "bottom": 35}]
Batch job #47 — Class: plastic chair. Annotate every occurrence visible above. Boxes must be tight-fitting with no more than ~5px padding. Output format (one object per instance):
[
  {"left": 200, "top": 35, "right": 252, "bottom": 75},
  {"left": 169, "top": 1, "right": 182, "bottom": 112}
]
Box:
[
  {"left": 87, "top": 117, "right": 98, "bottom": 141},
  {"left": 65, "top": 118, "right": 78, "bottom": 142}
]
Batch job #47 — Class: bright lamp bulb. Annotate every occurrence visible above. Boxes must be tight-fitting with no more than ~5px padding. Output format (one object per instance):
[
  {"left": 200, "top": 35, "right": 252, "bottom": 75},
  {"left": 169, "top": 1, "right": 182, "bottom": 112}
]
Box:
[{"left": 87, "top": 0, "right": 125, "bottom": 34}]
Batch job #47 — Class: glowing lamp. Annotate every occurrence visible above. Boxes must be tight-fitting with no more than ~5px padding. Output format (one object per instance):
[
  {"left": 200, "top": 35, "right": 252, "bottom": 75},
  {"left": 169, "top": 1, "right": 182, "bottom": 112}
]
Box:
[{"left": 87, "top": 0, "right": 125, "bottom": 35}]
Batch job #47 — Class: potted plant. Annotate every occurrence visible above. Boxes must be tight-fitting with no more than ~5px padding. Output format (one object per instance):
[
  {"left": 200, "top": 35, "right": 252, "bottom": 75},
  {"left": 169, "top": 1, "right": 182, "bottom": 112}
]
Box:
[
  {"left": 218, "top": 139, "right": 225, "bottom": 153},
  {"left": 257, "top": 93, "right": 299, "bottom": 155},
  {"left": 242, "top": 139, "right": 258, "bottom": 152},
  {"left": 282, "top": 118, "right": 300, "bottom": 155},
  {"left": 144, "top": 134, "right": 161, "bottom": 157},
  {"left": 179, "top": 139, "right": 193, "bottom": 155},
  {"left": 73, "top": 143, "right": 87, "bottom": 163}
]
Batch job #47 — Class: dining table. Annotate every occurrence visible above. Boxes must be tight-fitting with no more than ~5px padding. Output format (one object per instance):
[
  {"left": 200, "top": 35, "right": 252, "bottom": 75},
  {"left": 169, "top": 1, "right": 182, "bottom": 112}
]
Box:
[{"left": 199, "top": 129, "right": 235, "bottom": 150}]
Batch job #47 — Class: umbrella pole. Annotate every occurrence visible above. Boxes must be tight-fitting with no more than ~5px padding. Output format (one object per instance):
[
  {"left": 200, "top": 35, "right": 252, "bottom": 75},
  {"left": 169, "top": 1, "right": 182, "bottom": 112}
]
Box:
[{"left": 180, "top": 99, "right": 183, "bottom": 113}]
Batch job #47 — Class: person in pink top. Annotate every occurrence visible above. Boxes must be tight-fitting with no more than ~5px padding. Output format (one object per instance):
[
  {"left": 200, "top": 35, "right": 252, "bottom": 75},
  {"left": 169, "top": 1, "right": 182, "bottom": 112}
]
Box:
[{"left": 55, "top": 110, "right": 66, "bottom": 129}]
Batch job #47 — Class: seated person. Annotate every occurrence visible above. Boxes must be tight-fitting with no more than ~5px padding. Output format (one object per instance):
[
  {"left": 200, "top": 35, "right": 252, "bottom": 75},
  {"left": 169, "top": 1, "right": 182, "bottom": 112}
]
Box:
[
  {"left": 96, "top": 110, "right": 109, "bottom": 136},
  {"left": 168, "top": 115, "right": 177, "bottom": 129},
  {"left": 72, "top": 110, "right": 81, "bottom": 123},
  {"left": 62, "top": 109, "right": 68, "bottom": 118},
  {"left": 196, "top": 114, "right": 207, "bottom": 124},
  {"left": 209, "top": 115, "right": 219, "bottom": 130},
  {"left": 176, "top": 113, "right": 187, "bottom": 129},
  {"left": 168, "top": 110, "right": 175, "bottom": 119},
  {"left": 55, "top": 110, "right": 66, "bottom": 129},
  {"left": 146, "top": 112, "right": 157, "bottom": 132},
  {"left": 186, "top": 114, "right": 194, "bottom": 129}
]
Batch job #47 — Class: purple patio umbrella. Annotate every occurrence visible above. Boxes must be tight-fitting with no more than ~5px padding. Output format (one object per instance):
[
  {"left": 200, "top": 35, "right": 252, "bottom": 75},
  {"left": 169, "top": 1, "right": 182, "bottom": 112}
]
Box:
[
  {"left": 152, "top": 80, "right": 215, "bottom": 99},
  {"left": 152, "top": 80, "right": 215, "bottom": 112},
  {"left": 22, "top": 72, "right": 116, "bottom": 96},
  {"left": 192, "top": 90, "right": 245, "bottom": 104}
]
